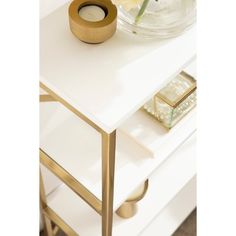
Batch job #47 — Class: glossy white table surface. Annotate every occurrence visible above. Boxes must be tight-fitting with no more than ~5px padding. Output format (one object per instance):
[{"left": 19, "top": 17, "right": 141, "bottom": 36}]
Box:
[{"left": 40, "top": 3, "right": 196, "bottom": 133}]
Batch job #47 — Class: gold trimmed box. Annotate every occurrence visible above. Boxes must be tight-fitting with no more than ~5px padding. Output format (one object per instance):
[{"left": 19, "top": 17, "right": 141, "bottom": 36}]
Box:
[{"left": 144, "top": 71, "right": 197, "bottom": 129}]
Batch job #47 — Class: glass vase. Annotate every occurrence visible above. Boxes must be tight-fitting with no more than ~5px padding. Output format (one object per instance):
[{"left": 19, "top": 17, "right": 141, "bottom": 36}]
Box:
[{"left": 115, "top": 0, "right": 196, "bottom": 38}]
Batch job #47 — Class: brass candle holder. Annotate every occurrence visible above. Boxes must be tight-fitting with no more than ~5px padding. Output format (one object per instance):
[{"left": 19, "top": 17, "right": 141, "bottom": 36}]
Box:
[
  {"left": 68, "top": 0, "right": 117, "bottom": 44},
  {"left": 116, "top": 180, "right": 149, "bottom": 219}
]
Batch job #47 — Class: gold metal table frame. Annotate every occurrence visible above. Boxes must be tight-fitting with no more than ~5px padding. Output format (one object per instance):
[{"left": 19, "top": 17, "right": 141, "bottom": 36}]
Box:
[{"left": 40, "top": 82, "right": 116, "bottom": 236}]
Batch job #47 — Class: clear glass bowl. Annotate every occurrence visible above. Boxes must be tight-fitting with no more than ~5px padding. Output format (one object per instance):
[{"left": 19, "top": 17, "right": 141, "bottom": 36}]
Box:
[{"left": 117, "top": 0, "right": 196, "bottom": 38}]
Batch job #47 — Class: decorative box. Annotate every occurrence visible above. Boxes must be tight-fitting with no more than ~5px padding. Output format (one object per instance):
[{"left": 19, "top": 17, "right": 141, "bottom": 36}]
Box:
[
  {"left": 116, "top": 180, "right": 149, "bottom": 219},
  {"left": 144, "top": 71, "right": 196, "bottom": 129}
]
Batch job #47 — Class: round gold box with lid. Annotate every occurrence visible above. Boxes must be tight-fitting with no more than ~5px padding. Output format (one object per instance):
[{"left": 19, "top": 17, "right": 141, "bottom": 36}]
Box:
[
  {"left": 116, "top": 180, "right": 149, "bottom": 219},
  {"left": 68, "top": 0, "right": 117, "bottom": 44}
]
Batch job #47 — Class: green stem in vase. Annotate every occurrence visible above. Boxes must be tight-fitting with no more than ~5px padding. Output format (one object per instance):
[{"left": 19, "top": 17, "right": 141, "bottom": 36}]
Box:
[{"left": 135, "top": 0, "right": 151, "bottom": 24}]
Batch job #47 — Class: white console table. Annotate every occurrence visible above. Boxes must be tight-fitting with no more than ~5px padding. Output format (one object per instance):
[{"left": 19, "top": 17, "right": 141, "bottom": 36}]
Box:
[{"left": 40, "top": 2, "right": 196, "bottom": 235}]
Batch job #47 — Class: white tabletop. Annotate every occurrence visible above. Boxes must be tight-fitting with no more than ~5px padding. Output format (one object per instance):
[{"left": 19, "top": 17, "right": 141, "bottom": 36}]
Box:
[{"left": 40, "top": 3, "right": 196, "bottom": 133}]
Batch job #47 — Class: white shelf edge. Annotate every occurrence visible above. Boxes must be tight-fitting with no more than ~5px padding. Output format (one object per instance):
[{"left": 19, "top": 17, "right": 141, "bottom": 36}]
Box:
[{"left": 139, "top": 176, "right": 196, "bottom": 236}]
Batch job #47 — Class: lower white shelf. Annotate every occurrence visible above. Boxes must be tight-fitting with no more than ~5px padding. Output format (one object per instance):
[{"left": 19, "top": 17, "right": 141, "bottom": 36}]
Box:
[
  {"left": 46, "top": 133, "right": 196, "bottom": 236},
  {"left": 40, "top": 164, "right": 62, "bottom": 195},
  {"left": 140, "top": 176, "right": 196, "bottom": 236},
  {"left": 40, "top": 102, "right": 153, "bottom": 210},
  {"left": 41, "top": 101, "right": 195, "bottom": 211},
  {"left": 119, "top": 60, "right": 196, "bottom": 158},
  {"left": 119, "top": 108, "right": 196, "bottom": 157}
]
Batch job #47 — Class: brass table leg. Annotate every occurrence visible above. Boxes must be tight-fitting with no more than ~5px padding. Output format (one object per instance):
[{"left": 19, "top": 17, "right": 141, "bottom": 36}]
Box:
[
  {"left": 40, "top": 171, "right": 54, "bottom": 236},
  {"left": 102, "top": 131, "right": 116, "bottom": 236},
  {"left": 42, "top": 215, "right": 54, "bottom": 236}
]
